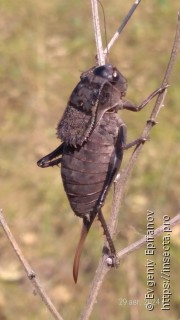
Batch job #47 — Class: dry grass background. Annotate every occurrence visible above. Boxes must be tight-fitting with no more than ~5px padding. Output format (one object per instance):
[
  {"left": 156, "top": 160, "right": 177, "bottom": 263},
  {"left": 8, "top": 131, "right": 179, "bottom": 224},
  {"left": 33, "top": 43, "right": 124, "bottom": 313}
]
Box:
[{"left": 0, "top": 0, "right": 180, "bottom": 319}]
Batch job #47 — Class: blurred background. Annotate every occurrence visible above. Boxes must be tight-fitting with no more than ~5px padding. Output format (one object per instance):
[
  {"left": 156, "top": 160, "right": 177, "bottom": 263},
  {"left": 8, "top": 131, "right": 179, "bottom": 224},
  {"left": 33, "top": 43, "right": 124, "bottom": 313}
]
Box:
[{"left": 0, "top": 0, "right": 180, "bottom": 319}]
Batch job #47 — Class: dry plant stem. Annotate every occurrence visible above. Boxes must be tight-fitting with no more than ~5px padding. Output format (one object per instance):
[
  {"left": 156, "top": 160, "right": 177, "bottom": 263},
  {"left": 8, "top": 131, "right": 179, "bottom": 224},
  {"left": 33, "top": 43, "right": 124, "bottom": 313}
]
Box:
[
  {"left": 80, "top": 13, "right": 180, "bottom": 320},
  {"left": 104, "top": 0, "right": 141, "bottom": 57},
  {"left": 91, "top": 0, "right": 105, "bottom": 65},
  {"left": 0, "top": 209, "right": 63, "bottom": 320},
  {"left": 117, "top": 213, "right": 180, "bottom": 259},
  {"left": 91, "top": 0, "right": 141, "bottom": 63},
  {"left": 109, "top": 10, "right": 180, "bottom": 238},
  {"left": 80, "top": 213, "right": 180, "bottom": 320}
]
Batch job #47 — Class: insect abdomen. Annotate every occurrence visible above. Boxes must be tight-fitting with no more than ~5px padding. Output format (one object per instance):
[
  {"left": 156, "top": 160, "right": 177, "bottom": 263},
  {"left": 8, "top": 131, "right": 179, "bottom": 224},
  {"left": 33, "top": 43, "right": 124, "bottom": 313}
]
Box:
[{"left": 61, "top": 113, "right": 122, "bottom": 217}]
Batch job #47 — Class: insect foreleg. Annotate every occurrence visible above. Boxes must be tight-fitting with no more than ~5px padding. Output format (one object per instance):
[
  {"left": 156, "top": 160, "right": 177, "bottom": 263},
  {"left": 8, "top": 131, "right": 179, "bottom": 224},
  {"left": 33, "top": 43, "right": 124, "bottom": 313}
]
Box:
[{"left": 122, "top": 85, "right": 168, "bottom": 112}]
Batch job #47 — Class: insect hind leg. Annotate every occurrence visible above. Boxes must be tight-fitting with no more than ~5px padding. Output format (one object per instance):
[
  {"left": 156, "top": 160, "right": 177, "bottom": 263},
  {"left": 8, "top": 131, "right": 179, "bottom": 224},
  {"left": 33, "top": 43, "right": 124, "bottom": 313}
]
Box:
[
  {"left": 92, "top": 124, "right": 126, "bottom": 260},
  {"left": 98, "top": 209, "right": 116, "bottom": 256}
]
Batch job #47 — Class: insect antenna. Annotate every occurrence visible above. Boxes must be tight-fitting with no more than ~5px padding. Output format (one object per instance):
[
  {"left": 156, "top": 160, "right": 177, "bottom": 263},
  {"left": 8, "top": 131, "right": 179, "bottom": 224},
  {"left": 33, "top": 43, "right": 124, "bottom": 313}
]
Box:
[{"left": 104, "top": 0, "right": 142, "bottom": 58}]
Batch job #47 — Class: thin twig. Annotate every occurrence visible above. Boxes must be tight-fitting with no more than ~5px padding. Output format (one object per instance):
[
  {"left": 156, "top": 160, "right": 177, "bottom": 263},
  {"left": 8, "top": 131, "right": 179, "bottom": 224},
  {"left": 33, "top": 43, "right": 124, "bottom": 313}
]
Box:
[
  {"left": 0, "top": 209, "right": 64, "bottom": 320},
  {"left": 91, "top": 0, "right": 105, "bottom": 65},
  {"left": 110, "top": 10, "right": 180, "bottom": 239},
  {"left": 80, "top": 12, "right": 180, "bottom": 320},
  {"left": 80, "top": 213, "right": 180, "bottom": 320},
  {"left": 117, "top": 213, "right": 180, "bottom": 259},
  {"left": 104, "top": 0, "right": 141, "bottom": 57}
]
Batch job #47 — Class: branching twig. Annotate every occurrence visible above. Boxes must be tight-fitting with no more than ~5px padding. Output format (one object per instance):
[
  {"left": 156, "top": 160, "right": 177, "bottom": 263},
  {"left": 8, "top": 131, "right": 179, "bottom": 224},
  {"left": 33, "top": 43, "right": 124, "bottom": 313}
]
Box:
[
  {"left": 80, "top": 12, "right": 180, "bottom": 320},
  {"left": 80, "top": 213, "right": 180, "bottom": 320},
  {"left": 91, "top": 0, "right": 141, "bottom": 64},
  {"left": 1, "top": 5, "right": 179, "bottom": 320},
  {"left": 0, "top": 209, "right": 63, "bottom": 320},
  {"left": 117, "top": 213, "right": 180, "bottom": 259},
  {"left": 109, "top": 11, "right": 180, "bottom": 238}
]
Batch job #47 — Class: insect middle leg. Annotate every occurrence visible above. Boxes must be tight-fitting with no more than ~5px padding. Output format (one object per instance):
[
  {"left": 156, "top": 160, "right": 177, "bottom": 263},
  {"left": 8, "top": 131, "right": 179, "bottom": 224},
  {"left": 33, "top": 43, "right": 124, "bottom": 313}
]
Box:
[{"left": 37, "top": 143, "right": 64, "bottom": 168}]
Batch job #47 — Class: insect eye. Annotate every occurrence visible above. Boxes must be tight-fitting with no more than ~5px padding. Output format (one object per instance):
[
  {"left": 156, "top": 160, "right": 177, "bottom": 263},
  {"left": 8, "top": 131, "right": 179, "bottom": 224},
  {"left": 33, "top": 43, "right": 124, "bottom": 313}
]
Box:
[{"left": 112, "top": 70, "right": 119, "bottom": 80}]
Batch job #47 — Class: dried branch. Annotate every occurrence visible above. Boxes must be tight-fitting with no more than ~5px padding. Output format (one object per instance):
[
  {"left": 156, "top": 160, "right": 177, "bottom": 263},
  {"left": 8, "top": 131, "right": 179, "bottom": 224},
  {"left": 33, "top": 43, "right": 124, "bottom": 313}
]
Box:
[
  {"left": 0, "top": 209, "right": 63, "bottom": 320},
  {"left": 91, "top": 0, "right": 141, "bottom": 64},
  {"left": 1, "top": 6, "right": 179, "bottom": 320},
  {"left": 117, "top": 213, "right": 180, "bottom": 259},
  {"left": 110, "top": 10, "right": 180, "bottom": 238},
  {"left": 104, "top": 0, "right": 141, "bottom": 57},
  {"left": 80, "top": 12, "right": 180, "bottom": 320},
  {"left": 80, "top": 213, "right": 180, "bottom": 320}
]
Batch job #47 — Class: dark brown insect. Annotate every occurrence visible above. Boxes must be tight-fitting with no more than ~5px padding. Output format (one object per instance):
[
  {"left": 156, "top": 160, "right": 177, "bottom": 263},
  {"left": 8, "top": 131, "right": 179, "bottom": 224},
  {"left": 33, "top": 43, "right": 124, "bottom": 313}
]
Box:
[{"left": 37, "top": 63, "right": 164, "bottom": 282}]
